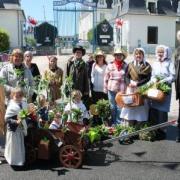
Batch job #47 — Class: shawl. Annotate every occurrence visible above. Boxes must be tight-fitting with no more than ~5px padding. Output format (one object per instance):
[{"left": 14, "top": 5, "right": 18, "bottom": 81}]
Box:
[{"left": 128, "top": 61, "right": 152, "bottom": 81}]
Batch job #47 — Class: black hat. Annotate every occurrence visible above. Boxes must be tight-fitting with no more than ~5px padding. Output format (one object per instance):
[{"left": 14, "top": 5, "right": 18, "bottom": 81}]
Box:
[{"left": 73, "top": 45, "right": 86, "bottom": 56}]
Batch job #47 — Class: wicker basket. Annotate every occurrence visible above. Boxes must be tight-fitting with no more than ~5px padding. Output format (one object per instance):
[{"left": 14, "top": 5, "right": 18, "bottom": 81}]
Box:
[
  {"left": 115, "top": 92, "right": 144, "bottom": 108},
  {"left": 146, "top": 88, "right": 165, "bottom": 102}
]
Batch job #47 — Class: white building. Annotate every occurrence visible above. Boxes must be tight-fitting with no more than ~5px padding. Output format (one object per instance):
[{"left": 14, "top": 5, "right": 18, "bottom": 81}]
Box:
[
  {"left": 111, "top": 0, "right": 180, "bottom": 53},
  {"left": 79, "top": 0, "right": 113, "bottom": 40},
  {"left": 0, "top": 0, "right": 26, "bottom": 49}
]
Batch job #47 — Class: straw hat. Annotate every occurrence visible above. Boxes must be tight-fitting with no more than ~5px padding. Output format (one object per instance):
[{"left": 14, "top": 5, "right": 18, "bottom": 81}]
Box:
[
  {"left": 94, "top": 49, "right": 105, "bottom": 59},
  {"left": 113, "top": 48, "right": 127, "bottom": 59}
]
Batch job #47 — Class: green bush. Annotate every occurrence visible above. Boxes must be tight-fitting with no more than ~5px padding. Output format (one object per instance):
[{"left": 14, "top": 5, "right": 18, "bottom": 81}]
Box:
[
  {"left": 25, "top": 37, "right": 36, "bottom": 47},
  {"left": 0, "top": 29, "right": 10, "bottom": 52},
  {"left": 87, "top": 28, "right": 94, "bottom": 44}
]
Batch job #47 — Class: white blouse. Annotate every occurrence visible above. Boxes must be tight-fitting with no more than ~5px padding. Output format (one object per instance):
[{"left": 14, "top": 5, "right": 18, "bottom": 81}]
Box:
[
  {"left": 151, "top": 60, "right": 175, "bottom": 84},
  {"left": 91, "top": 63, "right": 107, "bottom": 92},
  {"left": 64, "top": 101, "right": 89, "bottom": 122}
]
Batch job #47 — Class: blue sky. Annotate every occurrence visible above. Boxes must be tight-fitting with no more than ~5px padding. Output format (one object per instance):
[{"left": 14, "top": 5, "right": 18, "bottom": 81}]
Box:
[
  {"left": 21, "top": 0, "right": 80, "bottom": 36},
  {"left": 21, "top": 0, "right": 54, "bottom": 21}
]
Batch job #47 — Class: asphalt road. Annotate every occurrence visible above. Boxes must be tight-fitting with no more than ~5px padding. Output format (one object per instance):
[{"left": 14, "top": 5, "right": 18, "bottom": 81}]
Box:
[
  {"left": 0, "top": 129, "right": 180, "bottom": 180},
  {"left": 0, "top": 54, "right": 180, "bottom": 180}
]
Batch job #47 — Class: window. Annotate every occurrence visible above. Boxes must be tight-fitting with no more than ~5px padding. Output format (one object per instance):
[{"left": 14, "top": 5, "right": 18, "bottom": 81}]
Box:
[
  {"left": 147, "top": 26, "right": 158, "bottom": 44},
  {"left": 148, "top": 2, "right": 156, "bottom": 13}
]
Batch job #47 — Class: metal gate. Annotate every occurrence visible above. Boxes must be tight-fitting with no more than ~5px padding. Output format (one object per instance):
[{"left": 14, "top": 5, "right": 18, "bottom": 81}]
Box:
[{"left": 53, "top": 0, "right": 97, "bottom": 54}]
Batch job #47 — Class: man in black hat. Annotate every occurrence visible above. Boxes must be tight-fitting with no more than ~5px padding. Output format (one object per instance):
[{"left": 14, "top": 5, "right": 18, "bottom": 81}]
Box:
[{"left": 66, "top": 45, "right": 89, "bottom": 107}]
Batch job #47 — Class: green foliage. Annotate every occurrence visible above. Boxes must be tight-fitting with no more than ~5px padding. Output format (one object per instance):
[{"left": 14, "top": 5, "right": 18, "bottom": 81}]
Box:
[
  {"left": 138, "top": 81, "right": 171, "bottom": 95},
  {"left": 18, "top": 109, "right": 29, "bottom": 120},
  {"left": 61, "top": 75, "right": 73, "bottom": 98},
  {"left": 71, "top": 108, "right": 82, "bottom": 123},
  {"left": 14, "top": 68, "right": 24, "bottom": 77},
  {"left": 156, "top": 82, "right": 171, "bottom": 93},
  {"left": 48, "top": 110, "right": 55, "bottom": 121},
  {"left": 25, "top": 37, "right": 36, "bottom": 47},
  {"left": 95, "top": 99, "right": 111, "bottom": 120},
  {"left": 0, "top": 77, "right": 6, "bottom": 85},
  {"left": 138, "top": 83, "right": 153, "bottom": 95},
  {"left": 87, "top": 28, "right": 94, "bottom": 44},
  {"left": 0, "top": 29, "right": 10, "bottom": 52},
  {"left": 41, "top": 137, "right": 49, "bottom": 142},
  {"left": 138, "top": 123, "right": 157, "bottom": 141},
  {"left": 113, "top": 125, "right": 135, "bottom": 137}
]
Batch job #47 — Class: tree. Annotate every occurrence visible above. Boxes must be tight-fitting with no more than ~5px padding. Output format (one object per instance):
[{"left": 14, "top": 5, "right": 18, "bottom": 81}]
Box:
[
  {"left": 0, "top": 29, "right": 10, "bottom": 52},
  {"left": 87, "top": 28, "right": 94, "bottom": 44},
  {"left": 25, "top": 37, "right": 36, "bottom": 47}
]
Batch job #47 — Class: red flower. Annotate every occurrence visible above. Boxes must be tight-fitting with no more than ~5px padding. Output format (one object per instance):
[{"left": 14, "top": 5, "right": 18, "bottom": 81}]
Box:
[{"left": 115, "top": 18, "right": 123, "bottom": 28}]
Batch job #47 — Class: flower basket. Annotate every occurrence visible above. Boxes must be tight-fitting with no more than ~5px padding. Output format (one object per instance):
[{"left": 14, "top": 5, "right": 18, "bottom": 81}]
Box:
[
  {"left": 146, "top": 88, "right": 165, "bottom": 102},
  {"left": 115, "top": 92, "right": 144, "bottom": 108},
  {"left": 37, "top": 139, "right": 50, "bottom": 160}
]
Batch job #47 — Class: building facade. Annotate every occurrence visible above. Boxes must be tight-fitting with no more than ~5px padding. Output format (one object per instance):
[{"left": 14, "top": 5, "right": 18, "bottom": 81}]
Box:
[
  {"left": 0, "top": 0, "right": 26, "bottom": 49},
  {"left": 111, "top": 0, "right": 180, "bottom": 53},
  {"left": 79, "top": 0, "right": 113, "bottom": 41}
]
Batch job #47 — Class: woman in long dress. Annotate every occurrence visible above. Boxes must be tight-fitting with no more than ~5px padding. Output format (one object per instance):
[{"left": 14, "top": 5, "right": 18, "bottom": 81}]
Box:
[
  {"left": 44, "top": 56, "right": 63, "bottom": 103},
  {"left": 149, "top": 45, "right": 175, "bottom": 138},
  {"left": 120, "top": 48, "right": 152, "bottom": 126}
]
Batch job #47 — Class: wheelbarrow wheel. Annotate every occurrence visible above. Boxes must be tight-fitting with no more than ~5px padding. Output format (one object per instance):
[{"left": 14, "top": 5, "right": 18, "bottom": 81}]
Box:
[
  {"left": 25, "top": 144, "right": 37, "bottom": 165},
  {"left": 59, "top": 145, "right": 82, "bottom": 168}
]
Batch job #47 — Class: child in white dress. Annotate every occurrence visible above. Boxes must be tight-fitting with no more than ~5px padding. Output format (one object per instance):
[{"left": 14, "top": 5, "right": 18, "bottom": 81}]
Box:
[
  {"left": 4, "top": 87, "right": 28, "bottom": 167},
  {"left": 64, "top": 90, "right": 89, "bottom": 124}
]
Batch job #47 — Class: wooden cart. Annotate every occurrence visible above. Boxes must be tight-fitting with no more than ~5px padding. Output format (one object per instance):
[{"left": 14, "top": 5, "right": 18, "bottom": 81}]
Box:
[{"left": 25, "top": 122, "right": 86, "bottom": 168}]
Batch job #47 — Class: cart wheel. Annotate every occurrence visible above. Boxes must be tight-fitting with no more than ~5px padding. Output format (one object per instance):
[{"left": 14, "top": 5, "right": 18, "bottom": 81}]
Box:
[
  {"left": 25, "top": 144, "right": 37, "bottom": 165},
  {"left": 59, "top": 145, "right": 82, "bottom": 168}
]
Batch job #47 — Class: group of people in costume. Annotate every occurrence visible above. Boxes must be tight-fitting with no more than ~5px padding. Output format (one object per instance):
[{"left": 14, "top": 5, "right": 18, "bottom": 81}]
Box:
[{"left": 0, "top": 32, "right": 180, "bottom": 168}]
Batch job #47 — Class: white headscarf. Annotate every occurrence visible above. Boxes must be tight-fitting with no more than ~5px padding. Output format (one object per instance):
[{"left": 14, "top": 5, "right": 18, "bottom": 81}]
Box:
[
  {"left": 133, "top": 47, "right": 146, "bottom": 66},
  {"left": 155, "top": 45, "right": 172, "bottom": 62}
]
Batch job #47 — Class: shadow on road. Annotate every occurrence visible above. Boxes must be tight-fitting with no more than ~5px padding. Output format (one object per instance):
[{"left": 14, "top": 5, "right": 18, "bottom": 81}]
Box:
[
  {"left": 118, "top": 159, "right": 180, "bottom": 171},
  {"left": 84, "top": 143, "right": 121, "bottom": 167}
]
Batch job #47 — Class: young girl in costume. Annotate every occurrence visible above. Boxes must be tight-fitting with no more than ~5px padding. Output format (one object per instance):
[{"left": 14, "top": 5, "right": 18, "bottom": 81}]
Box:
[
  {"left": 4, "top": 87, "right": 28, "bottom": 167},
  {"left": 64, "top": 90, "right": 89, "bottom": 124}
]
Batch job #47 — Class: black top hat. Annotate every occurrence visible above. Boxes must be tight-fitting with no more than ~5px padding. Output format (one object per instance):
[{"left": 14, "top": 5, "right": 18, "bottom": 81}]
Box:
[{"left": 73, "top": 45, "right": 86, "bottom": 56}]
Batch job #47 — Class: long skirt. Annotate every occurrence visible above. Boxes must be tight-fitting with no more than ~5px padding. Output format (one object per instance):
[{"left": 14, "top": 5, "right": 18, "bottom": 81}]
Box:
[{"left": 4, "top": 128, "right": 25, "bottom": 166}]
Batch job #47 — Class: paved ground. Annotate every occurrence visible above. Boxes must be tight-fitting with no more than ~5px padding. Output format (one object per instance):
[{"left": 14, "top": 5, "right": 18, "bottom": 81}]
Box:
[{"left": 0, "top": 54, "right": 180, "bottom": 180}]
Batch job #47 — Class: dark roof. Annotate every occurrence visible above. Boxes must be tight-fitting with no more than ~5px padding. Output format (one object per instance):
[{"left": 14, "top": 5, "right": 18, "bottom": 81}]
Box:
[
  {"left": 118, "top": 0, "right": 178, "bottom": 16},
  {"left": 3, "top": 0, "right": 19, "bottom": 4},
  {"left": 0, "top": 0, "right": 4, "bottom": 8}
]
